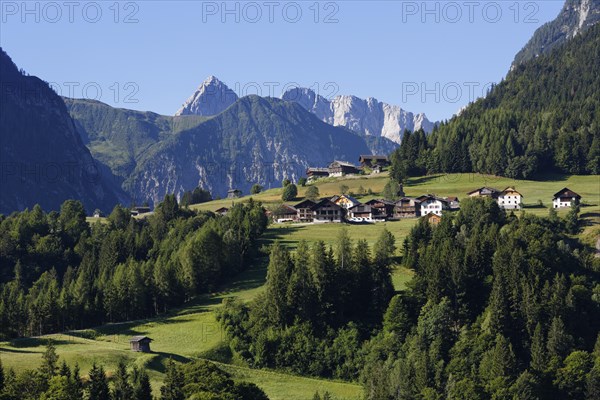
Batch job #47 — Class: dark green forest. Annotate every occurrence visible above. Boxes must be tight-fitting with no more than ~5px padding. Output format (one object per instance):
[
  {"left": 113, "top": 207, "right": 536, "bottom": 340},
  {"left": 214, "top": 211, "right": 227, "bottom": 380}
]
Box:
[
  {"left": 0, "top": 197, "right": 268, "bottom": 339},
  {"left": 390, "top": 23, "right": 600, "bottom": 183},
  {"left": 218, "top": 199, "right": 600, "bottom": 399}
]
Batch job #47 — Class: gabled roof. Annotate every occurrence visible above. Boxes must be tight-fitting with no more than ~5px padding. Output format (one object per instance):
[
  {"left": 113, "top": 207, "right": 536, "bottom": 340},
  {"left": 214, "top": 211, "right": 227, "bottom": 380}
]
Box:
[
  {"left": 366, "top": 198, "right": 396, "bottom": 206},
  {"left": 336, "top": 194, "right": 360, "bottom": 205},
  {"left": 311, "top": 199, "right": 343, "bottom": 210},
  {"left": 349, "top": 204, "right": 373, "bottom": 212},
  {"left": 446, "top": 196, "right": 459, "bottom": 202},
  {"left": 499, "top": 187, "right": 523, "bottom": 197},
  {"left": 467, "top": 187, "right": 500, "bottom": 196},
  {"left": 215, "top": 207, "right": 229, "bottom": 212},
  {"left": 278, "top": 205, "right": 297, "bottom": 214},
  {"left": 417, "top": 195, "right": 449, "bottom": 205},
  {"left": 330, "top": 160, "right": 358, "bottom": 168},
  {"left": 293, "top": 199, "right": 317, "bottom": 209},
  {"left": 553, "top": 188, "right": 581, "bottom": 199},
  {"left": 130, "top": 336, "right": 152, "bottom": 342}
]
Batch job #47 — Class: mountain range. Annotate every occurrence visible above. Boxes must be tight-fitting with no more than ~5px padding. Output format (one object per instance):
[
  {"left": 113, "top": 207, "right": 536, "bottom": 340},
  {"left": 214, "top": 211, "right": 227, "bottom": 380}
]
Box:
[{"left": 176, "top": 76, "right": 434, "bottom": 145}]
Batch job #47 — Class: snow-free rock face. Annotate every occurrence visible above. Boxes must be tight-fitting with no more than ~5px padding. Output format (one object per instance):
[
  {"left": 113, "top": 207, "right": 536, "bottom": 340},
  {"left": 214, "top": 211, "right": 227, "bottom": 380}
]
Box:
[
  {"left": 282, "top": 87, "right": 434, "bottom": 144},
  {"left": 512, "top": 0, "right": 600, "bottom": 66},
  {"left": 175, "top": 76, "right": 238, "bottom": 116}
]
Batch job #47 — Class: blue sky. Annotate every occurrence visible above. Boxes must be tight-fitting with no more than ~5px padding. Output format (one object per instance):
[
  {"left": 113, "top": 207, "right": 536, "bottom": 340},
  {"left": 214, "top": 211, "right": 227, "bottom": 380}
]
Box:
[{"left": 1, "top": 1, "right": 564, "bottom": 121}]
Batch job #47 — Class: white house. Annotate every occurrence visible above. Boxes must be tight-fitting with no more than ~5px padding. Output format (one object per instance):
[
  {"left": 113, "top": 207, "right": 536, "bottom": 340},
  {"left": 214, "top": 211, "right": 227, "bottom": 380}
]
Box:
[
  {"left": 497, "top": 187, "right": 523, "bottom": 210},
  {"left": 417, "top": 195, "right": 449, "bottom": 216},
  {"left": 552, "top": 188, "right": 581, "bottom": 209}
]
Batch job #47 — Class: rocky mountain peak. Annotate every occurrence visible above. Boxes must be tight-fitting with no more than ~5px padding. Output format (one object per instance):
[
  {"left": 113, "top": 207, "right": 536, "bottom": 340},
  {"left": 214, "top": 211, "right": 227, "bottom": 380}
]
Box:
[
  {"left": 175, "top": 75, "right": 238, "bottom": 116},
  {"left": 512, "top": 0, "right": 600, "bottom": 66},
  {"left": 281, "top": 87, "right": 434, "bottom": 144}
]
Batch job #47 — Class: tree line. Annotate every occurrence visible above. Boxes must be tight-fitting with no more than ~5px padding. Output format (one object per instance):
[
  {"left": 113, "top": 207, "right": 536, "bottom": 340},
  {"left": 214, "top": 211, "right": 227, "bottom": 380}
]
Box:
[{"left": 0, "top": 196, "right": 268, "bottom": 339}]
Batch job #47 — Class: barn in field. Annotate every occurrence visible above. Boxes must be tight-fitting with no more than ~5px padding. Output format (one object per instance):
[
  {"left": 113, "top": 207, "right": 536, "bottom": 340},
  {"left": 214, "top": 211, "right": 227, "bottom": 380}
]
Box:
[{"left": 130, "top": 336, "right": 153, "bottom": 352}]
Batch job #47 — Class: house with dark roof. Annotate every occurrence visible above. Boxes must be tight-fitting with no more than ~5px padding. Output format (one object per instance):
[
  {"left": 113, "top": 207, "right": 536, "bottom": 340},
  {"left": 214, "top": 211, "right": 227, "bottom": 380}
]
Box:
[
  {"left": 394, "top": 197, "right": 421, "bottom": 218},
  {"left": 130, "top": 336, "right": 152, "bottom": 352},
  {"left": 312, "top": 199, "right": 343, "bottom": 223},
  {"left": 215, "top": 207, "right": 229, "bottom": 215},
  {"left": 553, "top": 188, "right": 581, "bottom": 209},
  {"left": 328, "top": 161, "right": 361, "bottom": 177},
  {"left": 348, "top": 204, "right": 375, "bottom": 222},
  {"left": 358, "top": 155, "right": 390, "bottom": 168},
  {"left": 273, "top": 204, "right": 298, "bottom": 223},
  {"left": 418, "top": 195, "right": 449, "bottom": 216},
  {"left": 365, "top": 199, "right": 396, "bottom": 220},
  {"left": 306, "top": 167, "right": 329, "bottom": 182},
  {"left": 293, "top": 199, "right": 317, "bottom": 222},
  {"left": 227, "top": 189, "right": 242, "bottom": 199}
]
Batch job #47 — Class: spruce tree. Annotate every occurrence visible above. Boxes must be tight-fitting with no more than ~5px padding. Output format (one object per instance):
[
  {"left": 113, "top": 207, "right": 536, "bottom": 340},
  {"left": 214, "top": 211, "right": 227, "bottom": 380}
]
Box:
[
  {"left": 111, "top": 361, "right": 133, "bottom": 400},
  {"left": 87, "top": 363, "right": 110, "bottom": 400},
  {"left": 72, "top": 363, "right": 83, "bottom": 400},
  {"left": 58, "top": 360, "right": 71, "bottom": 379},
  {"left": 530, "top": 323, "right": 547, "bottom": 372},
  {"left": 265, "top": 242, "right": 293, "bottom": 326},
  {"left": 0, "top": 357, "right": 4, "bottom": 393},
  {"left": 40, "top": 341, "right": 59, "bottom": 381},
  {"left": 132, "top": 366, "right": 152, "bottom": 400},
  {"left": 160, "top": 359, "right": 184, "bottom": 400}
]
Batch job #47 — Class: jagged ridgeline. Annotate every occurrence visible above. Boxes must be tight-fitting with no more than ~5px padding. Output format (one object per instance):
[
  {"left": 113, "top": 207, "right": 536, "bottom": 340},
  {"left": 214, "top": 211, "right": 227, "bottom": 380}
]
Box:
[{"left": 428, "top": 23, "right": 600, "bottom": 178}]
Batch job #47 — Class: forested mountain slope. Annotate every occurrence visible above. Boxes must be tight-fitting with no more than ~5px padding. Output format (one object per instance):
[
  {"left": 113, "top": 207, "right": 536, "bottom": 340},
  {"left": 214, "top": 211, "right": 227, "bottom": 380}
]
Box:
[{"left": 427, "top": 23, "right": 600, "bottom": 178}]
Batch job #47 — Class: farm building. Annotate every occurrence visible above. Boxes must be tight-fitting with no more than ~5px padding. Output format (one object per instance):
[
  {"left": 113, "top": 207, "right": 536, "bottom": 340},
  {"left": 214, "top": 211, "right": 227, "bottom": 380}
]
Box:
[
  {"left": 467, "top": 187, "right": 500, "bottom": 198},
  {"left": 227, "top": 189, "right": 242, "bottom": 199},
  {"left": 215, "top": 207, "right": 229, "bottom": 215},
  {"left": 365, "top": 199, "right": 396, "bottom": 220},
  {"left": 131, "top": 206, "right": 151, "bottom": 216},
  {"left": 497, "top": 187, "right": 523, "bottom": 210},
  {"left": 424, "top": 213, "right": 442, "bottom": 225},
  {"left": 306, "top": 167, "right": 329, "bottom": 182},
  {"left": 293, "top": 199, "right": 317, "bottom": 222},
  {"left": 312, "top": 199, "right": 343, "bottom": 223},
  {"left": 358, "top": 155, "right": 390, "bottom": 168},
  {"left": 273, "top": 205, "right": 298, "bottom": 223},
  {"left": 394, "top": 197, "right": 421, "bottom": 219},
  {"left": 334, "top": 194, "right": 361, "bottom": 210},
  {"left": 130, "top": 336, "right": 153, "bottom": 352},
  {"left": 348, "top": 204, "right": 375, "bottom": 222},
  {"left": 328, "top": 161, "right": 361, "bottom": 177},
  {"left": 553, "top": 188, "right": 581, "bottom": 208}
]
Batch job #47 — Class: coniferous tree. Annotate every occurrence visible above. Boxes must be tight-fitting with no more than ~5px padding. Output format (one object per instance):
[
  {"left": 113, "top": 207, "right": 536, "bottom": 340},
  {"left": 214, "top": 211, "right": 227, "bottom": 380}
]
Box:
[
  {"left": 87, "top": 363, "right": 109, "bottom": 400},
  {"left": 111, "top": 361, "right": 133, "bottom": 400},
  {"left": 39, "top": 341, "right": 59, "bottom": 381},
  {"left": 160, "top": 359, "right": 184, "bottom": 400},
  {"left": 264, "top": 242, "right": 293, "bottom": 326},
  {"left": 72, "top": 363, "right": 83, "bottom": 400},
  {"left": 131, "top": 366, "right": 152, "bottom": 400},
  {"left": 0, "top": 357, "right": 4, "bottom": 393},
  {"left": 586, "top": 365, "right": 600, "bottom": 400},
  {"left": 530, "top": 323, "right": 547, "bottom": 372}
]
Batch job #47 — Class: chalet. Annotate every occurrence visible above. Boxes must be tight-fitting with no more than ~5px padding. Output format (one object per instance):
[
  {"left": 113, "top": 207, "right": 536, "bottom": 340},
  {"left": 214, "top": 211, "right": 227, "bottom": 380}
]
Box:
[
  {"left": 306, "top": 167, "right": 329, "bottom": 182},
  {"left": 446, "top": 196, "right": 460, "bottom": 210},
  {"left": 553, "top": 188, "right": 581, "bottom": 209},
  {"left": 334, "top": 194, "right": 361, "bottom": 210},
  {"left": 215, "top": 207, "right": 229, "bottom": 215},
  {"left": 417, "top": 195, "right": 449, "bottom": 216},
  {"left": 365, "top": 199, "right": 396, "bottom": 220},
  {"left": 497, "top": 187, "right": 523, "bottom": 210},
  {"left": 358, "top": 155, "right": 390, "bottom": 168},
  {"left": 328, "top": 161, "right": 361, "bottom": 177},
  {"left": 130, "top": 336, "right": 152, "bottom": 352},
  {"left": 312, "top": 199, "right": 343, "bottom": 223},
  {"left": 467, "top": 187, "right": 500, "bottom": 198},
  {"left": 293, "top": 199, "right": 317, "bottom": 222},
  {"left": 227, "top": 189, "right": 242, "bottom": 199},
  {"left": 131, "top": 206, "right": 151, "bottom": 216},
  {"left": 93, "top": 210, "right": 103, "bottom": 218},
  {"left": 348, "top": 204, "right": 374, "bottom": 222},
  {"left": 273, "top": 205, "right": 298, "bottom": 223},
  {"left": 424, "top": 213, "right": 442, "bottom": 225},
  {"left": 394, "top": 197, "right": 421, "bottom": 219}
]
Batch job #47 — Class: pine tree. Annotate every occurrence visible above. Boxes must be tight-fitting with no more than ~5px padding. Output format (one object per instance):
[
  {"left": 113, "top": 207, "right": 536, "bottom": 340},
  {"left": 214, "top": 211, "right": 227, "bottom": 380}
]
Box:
[
  {"left": 530, "top": 323, "right": 547, "bottom": 372},
  {"left": 72, "top": 363, "right": 83, "bottom": 400},
  {"left": 111, "top": 361, "right": 133, "bottom": 400},
  {"left": 58, "top": 360, "right": 70, "bottom": 378},
  {"left": 547, "top": 317, "right": 573, "bottom": 362},
  {"left": 132, "top": 366, "right": 152, "bottom": 400},
  {"left": 87, "top": 363, "right": 110, "bottom": 400},
  {"left": 40, "top": 341, "right": 59, "bottom": 381},
  {"left": 160, "top": 359, "right": 184, "bottom": 400},
  {"left": 265, "top": 242, "right": 293, "bottom": 326}
]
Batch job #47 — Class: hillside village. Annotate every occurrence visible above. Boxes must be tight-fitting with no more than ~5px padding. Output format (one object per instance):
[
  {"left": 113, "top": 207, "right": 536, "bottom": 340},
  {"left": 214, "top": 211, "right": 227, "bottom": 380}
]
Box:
[{"left": 215, "top": 156, "right": 584, "bottom": 225}]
